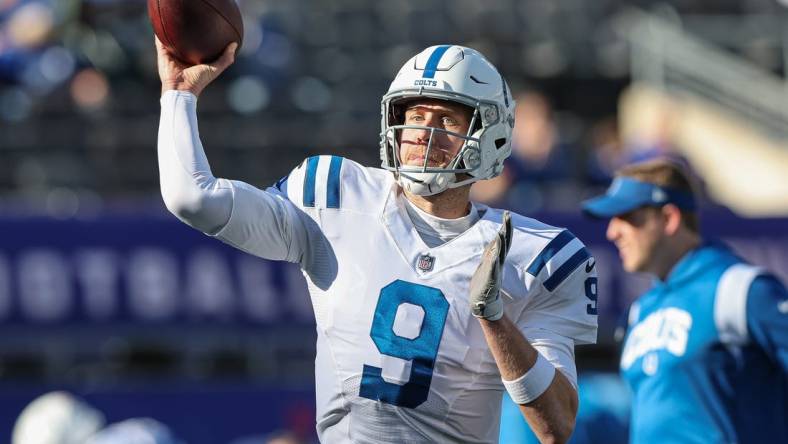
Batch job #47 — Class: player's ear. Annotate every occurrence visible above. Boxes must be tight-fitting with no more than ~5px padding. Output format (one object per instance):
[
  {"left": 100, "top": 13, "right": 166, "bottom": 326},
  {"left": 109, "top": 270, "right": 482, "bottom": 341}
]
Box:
[{"left": 661, "top": 204, "right": 683, "bottom": 236}]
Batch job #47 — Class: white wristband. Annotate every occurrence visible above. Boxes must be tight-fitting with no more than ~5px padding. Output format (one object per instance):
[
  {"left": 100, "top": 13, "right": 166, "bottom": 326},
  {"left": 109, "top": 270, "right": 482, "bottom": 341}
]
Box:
[{"left": 502, "top": 352, "right": 556, "bottom": 404}]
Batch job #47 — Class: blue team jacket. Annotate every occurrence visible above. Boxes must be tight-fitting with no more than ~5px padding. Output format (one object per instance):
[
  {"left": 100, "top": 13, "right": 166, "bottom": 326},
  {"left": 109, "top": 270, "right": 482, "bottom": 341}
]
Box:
[{"left": 620, "top": 242, "right": 788, "bottom": 444}]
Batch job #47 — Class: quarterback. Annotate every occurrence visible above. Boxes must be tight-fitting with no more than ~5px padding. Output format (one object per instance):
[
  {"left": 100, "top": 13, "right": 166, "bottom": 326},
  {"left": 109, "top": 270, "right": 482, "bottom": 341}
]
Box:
[{"left": 156, "top": 40, "right": 597, "bottom": 443}]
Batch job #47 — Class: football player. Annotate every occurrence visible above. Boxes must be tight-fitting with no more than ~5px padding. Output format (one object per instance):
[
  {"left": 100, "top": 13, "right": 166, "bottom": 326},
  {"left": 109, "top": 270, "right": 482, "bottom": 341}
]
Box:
[{"left": 156, "top": 39, "right": 598, "bottom": 443}]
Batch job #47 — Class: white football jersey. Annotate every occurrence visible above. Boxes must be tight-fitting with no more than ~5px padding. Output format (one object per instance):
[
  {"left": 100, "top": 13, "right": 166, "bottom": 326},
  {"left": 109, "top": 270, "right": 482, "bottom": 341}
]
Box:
[{"left": 212, "top": 156, "right": 598, "bottom": 443}]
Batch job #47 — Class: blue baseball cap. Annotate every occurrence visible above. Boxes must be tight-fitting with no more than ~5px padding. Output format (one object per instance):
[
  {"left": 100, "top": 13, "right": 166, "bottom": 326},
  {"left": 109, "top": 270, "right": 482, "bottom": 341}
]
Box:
[{"left": 582, "top": 176, "right": 697, "bottom": 219}]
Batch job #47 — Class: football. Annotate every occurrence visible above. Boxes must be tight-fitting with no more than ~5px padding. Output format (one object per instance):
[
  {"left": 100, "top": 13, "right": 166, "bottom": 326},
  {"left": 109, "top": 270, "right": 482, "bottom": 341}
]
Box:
[{"left": 148, "top": 0, "right": 243, "bottom": 65}]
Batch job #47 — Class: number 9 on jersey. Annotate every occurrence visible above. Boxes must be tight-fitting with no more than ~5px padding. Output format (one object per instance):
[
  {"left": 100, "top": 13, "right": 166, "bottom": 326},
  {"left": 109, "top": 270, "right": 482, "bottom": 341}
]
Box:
[{"left": 359, "top": 280, "right": 449, "bottom": 408}]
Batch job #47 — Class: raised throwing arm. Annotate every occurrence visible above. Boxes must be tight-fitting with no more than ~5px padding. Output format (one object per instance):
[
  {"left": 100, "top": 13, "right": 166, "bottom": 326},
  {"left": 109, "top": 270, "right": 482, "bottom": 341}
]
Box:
[{"left": 155, "top": 38, "right": 315, "bottom": 266}]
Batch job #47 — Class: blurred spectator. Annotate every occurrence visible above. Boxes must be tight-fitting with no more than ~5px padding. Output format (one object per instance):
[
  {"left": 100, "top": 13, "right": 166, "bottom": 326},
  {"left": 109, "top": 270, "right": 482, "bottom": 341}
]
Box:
[
  {"left": 507, "top": 91, "right": 572, "bottom": 184},
  {"left": 585, "top": 116, "right": 625, "bottom": 186},
  {"left": 467, "top": 169, "right": 511, "bottom": 207},
  {"left": 471, "top": 90, "right": 580, "bottom": 213},
  {"left": 13, "top": 391, "right": 182, "bottom": 444},
  {"left": 86, "top": 418, "right": 182, "bottom": 444}
]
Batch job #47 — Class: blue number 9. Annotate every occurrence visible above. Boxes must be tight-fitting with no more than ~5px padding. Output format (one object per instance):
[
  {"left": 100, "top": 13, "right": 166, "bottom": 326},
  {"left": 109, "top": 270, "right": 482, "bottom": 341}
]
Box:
[
  {"left": 585, "top": 277, "right": 598, "bottom": 315},
  {"left": 359, "top": 280, "right": 449, "bottom": 408}
]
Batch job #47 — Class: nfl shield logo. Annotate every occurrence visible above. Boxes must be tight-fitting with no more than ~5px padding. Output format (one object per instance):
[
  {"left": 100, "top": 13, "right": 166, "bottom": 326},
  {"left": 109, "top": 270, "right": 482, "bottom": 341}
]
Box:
[{"left": 417, "top": 254, "right": 435, "bottom": 272}]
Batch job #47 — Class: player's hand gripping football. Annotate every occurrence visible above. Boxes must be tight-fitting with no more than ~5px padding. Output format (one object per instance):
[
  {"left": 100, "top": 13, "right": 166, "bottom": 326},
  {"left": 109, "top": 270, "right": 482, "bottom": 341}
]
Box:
[
  {"left": 470, "top": 211, "right": 512, "bottom": 321},
  {"left": 155, "top": 37, "right": 237, "bottom": 97}
]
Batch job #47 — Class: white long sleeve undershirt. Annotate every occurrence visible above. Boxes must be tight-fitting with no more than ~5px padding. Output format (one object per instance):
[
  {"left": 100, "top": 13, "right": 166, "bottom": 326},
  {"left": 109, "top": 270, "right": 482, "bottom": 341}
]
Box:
[
  {"left": 158, "top": 90, "right": 313, "bottom": 267},
  {"left": 157, "top": 90, "right": 233, "bottom": 234}
]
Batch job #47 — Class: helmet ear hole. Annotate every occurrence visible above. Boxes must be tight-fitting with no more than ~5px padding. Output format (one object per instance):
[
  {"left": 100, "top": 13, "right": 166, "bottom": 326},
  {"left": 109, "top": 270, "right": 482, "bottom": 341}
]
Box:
[
  {"left": 461, "top": 146, "right": 481, "bottom": 169},
  {"left": 495, "top": 138, "right": 507, "bottom": 149}
]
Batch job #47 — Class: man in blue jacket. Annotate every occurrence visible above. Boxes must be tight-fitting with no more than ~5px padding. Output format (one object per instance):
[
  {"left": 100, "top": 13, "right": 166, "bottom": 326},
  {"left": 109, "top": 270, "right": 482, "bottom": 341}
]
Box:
[{"left": 583, "top": 158, "right": 787, "bottom": 444}]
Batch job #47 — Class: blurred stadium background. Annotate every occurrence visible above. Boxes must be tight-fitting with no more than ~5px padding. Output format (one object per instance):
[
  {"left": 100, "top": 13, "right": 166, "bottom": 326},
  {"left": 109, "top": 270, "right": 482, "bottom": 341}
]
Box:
[{"left": 0, "top": 0, "right": 786, "bottom": 442}]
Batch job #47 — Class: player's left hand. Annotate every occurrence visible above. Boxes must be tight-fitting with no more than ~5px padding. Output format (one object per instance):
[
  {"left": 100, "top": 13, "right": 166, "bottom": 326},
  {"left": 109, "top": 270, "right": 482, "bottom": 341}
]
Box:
[{"left": 470, "top": 211, "right": 512, "bottom": 321}]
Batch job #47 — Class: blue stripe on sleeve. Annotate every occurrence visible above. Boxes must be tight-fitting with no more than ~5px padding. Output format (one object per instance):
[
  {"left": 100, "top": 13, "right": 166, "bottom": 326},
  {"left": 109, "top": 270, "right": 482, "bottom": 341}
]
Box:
[
  {"left": 302, "top": 156, "right": 319, "bottom": 207},
  {"left": 326, "top": 156, "right": 343, "bottom": 208},
  {"left": 423, "top": 45, "right": 451, "bottom": 79},
  {"left": 527, "top": 230, "right": 575, "bottom": 276},
  {"left": 544, "top": 247, "right": 591, "bottom": 291}
]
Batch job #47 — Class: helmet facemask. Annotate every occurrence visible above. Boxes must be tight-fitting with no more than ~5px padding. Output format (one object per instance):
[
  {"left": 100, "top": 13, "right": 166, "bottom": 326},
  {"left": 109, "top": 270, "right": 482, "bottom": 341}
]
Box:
[{"left": 380, "top": 93, "right": 490, "bottom": 196}]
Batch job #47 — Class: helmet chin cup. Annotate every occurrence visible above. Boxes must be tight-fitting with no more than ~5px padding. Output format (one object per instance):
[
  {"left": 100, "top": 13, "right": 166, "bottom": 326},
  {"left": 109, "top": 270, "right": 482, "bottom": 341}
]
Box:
[{"left": 399, "top": 171, "right": 455, "bottom": 196}]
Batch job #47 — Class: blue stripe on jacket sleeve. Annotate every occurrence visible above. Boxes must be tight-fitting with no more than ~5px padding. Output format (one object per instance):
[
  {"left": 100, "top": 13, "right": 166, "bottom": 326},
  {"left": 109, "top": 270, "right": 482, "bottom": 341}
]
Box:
[
  {"left": 423, "top": 45, "right": 451, "bottom": 79},
  {"left": 326, "top": 156, "right": 343, "bottom": 209},
  {"left": 527, "top": 230, "right": 575, "bottom": 276},
  {"left": 746, "top": 275, "right": 788, "bottom": 373},
  {"left": 303, "top": 156, "right": 319, "bottom": 207},
  {"left": 544, "top": 248, "right": 591, "bottom": 291}
]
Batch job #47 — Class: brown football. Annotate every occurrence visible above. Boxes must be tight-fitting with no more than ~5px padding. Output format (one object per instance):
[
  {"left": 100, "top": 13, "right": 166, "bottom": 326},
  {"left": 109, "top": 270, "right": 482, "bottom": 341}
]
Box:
[{"left": 148, "top": 0, "right": 243, "bottom": 65}]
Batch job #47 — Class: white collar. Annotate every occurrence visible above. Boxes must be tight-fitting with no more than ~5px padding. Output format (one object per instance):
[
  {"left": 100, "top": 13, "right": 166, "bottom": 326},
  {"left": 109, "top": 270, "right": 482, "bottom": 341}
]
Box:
[{"left": 403, "top": 197, "right": 481, "bottom": 248}]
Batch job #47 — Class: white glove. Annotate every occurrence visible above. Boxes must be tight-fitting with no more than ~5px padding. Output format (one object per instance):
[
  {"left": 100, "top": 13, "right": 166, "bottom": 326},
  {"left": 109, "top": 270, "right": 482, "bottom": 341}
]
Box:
[{"left": 470, "top": 211, "right": 512, "bottom": 321}]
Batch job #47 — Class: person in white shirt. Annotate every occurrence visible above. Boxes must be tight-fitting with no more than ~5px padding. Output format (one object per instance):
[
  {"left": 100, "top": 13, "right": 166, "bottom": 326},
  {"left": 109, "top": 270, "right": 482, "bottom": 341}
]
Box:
[{"left": 156, "top": 39, "right": 597, "bottom": 443}]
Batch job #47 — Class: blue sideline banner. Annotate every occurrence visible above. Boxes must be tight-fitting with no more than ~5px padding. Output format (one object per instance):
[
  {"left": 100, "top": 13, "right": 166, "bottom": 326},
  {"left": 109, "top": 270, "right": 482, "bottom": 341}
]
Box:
[
  {"left": 0, "top": 210, "right": 785, "bottom": 342},
  {"left": 0, "top": 215, "right": 314, "bottom": 326}
]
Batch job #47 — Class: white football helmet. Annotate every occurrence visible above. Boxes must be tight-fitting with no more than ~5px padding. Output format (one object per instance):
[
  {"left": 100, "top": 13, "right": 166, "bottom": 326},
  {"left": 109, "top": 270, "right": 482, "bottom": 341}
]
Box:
[
  {"left": 12, "top": 391, "right": 105, "bottom": 444},
  {"left": 380, "top": 45, "right": 516, "bottom": 196}
]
